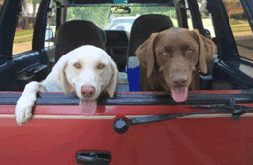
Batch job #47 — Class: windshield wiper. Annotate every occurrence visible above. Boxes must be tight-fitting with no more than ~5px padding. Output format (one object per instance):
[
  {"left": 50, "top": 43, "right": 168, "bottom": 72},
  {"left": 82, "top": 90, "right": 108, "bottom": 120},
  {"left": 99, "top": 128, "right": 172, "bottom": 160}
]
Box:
[
  {"left": 190, "top": 98, "right": 251, "bottom": 120},
  {"left": 113, "top": 98, "right": 253, "bottom": 134}
]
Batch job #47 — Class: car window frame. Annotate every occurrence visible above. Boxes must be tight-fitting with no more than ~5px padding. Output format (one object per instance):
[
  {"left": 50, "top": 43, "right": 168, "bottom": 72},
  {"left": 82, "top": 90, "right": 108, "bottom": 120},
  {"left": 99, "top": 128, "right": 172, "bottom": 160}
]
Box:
[
  {"left": 0, "top": 0, "right": 22, "bottom": 63},
  {"left": 207, "top": 0, "right": 239, "bottom": 61},
  {"left": 31, "top": 0, "right": 51, "bottom": 51}
]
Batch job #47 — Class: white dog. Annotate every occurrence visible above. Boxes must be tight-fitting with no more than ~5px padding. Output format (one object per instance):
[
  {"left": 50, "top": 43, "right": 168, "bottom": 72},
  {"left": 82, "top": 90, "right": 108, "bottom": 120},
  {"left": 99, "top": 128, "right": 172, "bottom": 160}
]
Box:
[{"left": 15, "top": 45, "right": 119, "bottom": 125}]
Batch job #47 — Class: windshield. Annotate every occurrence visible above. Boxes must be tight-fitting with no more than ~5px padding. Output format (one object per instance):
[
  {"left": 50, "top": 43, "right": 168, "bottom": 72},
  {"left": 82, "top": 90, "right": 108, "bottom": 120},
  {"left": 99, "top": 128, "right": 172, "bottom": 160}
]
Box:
[
  {"left": 66, "top": 5, "right": 177, "bottom": 32},
  {"left": 107, "top": 17, "right": 136, "bottom": 31}
]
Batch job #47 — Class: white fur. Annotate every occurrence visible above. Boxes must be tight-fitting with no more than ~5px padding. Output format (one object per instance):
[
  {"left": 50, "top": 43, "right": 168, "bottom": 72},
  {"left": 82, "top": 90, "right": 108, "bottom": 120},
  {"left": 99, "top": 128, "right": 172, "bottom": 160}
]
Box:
[{"left": 15, "top": 45, "right": 119, "bottom": 125}]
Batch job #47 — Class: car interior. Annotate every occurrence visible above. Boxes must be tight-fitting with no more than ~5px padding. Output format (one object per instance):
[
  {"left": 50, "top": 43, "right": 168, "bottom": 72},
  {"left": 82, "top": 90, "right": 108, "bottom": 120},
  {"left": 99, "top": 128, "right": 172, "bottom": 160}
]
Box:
[
  {"left": 1, "top": 0, "right": 253, "bottom": 97},
  {"left": 43, "top": 0, "right": 217, "bottom": 93}
]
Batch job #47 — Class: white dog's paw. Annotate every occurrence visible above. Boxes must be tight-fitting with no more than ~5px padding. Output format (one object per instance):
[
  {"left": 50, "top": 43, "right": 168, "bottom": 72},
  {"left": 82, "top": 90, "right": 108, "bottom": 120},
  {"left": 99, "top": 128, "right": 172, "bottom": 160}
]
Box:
[{"left": 15, "top": 97, "right": 35, "bottom": 126}]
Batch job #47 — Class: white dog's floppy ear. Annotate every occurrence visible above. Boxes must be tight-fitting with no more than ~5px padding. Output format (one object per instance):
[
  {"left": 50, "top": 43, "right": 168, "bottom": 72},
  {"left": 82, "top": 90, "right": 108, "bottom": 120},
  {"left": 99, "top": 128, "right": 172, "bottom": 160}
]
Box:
[
  {"left": 106, "top": 59, "right": 119, "bottom": 98},
  {"left": 53, "top": 55, "right": 72, "bottom": 94}
]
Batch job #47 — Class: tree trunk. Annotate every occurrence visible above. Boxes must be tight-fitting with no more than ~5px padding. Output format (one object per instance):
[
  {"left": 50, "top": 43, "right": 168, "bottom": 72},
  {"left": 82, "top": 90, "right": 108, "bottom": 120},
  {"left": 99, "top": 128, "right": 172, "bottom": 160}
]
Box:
[
  {"left": 32, "top": 0, "right": 36, "bottom": 17},
  {"left": 22, "top": 0, "right": 29, "bottom": 29}
]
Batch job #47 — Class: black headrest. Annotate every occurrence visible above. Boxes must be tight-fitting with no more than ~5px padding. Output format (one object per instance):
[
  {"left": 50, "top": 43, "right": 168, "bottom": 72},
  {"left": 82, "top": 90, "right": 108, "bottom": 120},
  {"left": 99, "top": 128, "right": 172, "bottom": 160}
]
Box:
[
  {"left": 55, "top": 20, "right": 106, "bottom": 63},
  {"left": 128, "top": 14, "right": 174, "bottom": 57},
  {"left": 99, "top": 28, "right": 107, "bottom": 44}
]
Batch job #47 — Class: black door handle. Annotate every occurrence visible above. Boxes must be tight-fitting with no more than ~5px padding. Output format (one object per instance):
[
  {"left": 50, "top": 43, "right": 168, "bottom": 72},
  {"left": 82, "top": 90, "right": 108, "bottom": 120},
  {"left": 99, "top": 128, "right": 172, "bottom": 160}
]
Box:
[{"left": 76, "top": 151, "right": 111, "bottom": 165}]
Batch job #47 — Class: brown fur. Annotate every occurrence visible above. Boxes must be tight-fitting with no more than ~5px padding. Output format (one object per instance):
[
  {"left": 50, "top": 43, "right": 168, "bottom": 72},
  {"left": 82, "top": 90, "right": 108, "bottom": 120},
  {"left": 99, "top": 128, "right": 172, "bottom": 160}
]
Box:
[{"left": 136, "top": 27, "right": 216, "bottom": 94}]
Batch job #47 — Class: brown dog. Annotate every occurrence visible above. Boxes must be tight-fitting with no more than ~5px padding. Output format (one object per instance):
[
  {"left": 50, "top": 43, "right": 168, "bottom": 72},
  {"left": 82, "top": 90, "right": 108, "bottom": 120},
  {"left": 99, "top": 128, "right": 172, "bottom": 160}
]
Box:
[{"left": 135, "top": 27, "right": 216, "bottom": 102}]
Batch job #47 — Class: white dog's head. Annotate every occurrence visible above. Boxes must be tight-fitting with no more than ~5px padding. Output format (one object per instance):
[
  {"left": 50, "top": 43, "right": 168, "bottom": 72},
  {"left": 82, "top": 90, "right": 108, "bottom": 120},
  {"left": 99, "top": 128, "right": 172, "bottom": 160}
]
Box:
[{"left": 53, "top": 45, "right": 119, "bottom": 100}]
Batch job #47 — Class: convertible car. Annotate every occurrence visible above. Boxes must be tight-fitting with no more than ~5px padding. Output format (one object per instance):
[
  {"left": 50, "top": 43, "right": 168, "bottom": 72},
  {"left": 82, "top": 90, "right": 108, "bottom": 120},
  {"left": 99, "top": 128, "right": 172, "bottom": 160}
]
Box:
[{"left": 0, "top": 0, "right": 253, "bottom": 164}]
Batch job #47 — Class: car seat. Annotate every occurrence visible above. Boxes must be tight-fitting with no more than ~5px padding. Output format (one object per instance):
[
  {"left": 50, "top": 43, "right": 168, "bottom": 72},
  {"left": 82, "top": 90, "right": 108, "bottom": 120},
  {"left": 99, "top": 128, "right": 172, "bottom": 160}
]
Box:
[
  {"left": 54, "top": 20, "right": 106, "bottom": 63},
  {"left": 127, "top": 14, "right": 174, "bottom": 91},
  {"left": 54, "top": 20, "right": 129, "bottom": 92}
]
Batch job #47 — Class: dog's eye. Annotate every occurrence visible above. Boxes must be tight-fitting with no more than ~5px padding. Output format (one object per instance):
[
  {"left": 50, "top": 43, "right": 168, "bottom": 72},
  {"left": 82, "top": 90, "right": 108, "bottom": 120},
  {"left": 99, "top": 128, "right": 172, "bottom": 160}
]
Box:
[
  {"left": 74, "top": 62, "right": 81, "bottom": 69},
  {"left": 97, "top": 63, "right": 105, "bottom": 69},
  {"left": 187, "top": 48, "right": 193, "bottom": 54}
]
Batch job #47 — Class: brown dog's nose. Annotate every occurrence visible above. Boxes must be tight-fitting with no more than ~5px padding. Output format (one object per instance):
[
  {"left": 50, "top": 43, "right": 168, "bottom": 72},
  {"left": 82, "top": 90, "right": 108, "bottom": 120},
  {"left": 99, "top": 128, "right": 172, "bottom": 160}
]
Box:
[
  {"left": 173, "top": 79, "right": 187, "bottom": 87},
  {"left": 81, "top": 85, "right": 95, "bottom": 98}
]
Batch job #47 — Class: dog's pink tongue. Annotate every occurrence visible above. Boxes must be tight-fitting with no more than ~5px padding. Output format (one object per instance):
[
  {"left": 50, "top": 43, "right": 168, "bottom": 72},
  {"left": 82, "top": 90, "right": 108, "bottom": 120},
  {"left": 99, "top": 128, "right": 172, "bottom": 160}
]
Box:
[
  {"left": 79, "top": 100, "right": 97, "bottom": 115},
  {"left": 171, "top": 87, "right": 188, "bottom": 102}
]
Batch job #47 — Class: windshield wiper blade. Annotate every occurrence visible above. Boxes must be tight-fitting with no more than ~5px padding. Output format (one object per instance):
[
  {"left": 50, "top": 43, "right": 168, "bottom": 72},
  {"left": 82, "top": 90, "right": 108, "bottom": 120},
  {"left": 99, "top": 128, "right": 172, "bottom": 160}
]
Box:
[
  {"left": 113, "top": 98, "right": 253, "bottom": 134},
  {"left": 191, "top": 98, "right": 252, "bottom": 120}
]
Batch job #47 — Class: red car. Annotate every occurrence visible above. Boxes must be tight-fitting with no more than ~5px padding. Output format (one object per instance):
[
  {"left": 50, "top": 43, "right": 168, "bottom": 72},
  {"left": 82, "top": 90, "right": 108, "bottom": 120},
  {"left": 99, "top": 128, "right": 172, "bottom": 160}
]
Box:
[{"left": 0, "top": 0, "right": 253, "bottom": 164}]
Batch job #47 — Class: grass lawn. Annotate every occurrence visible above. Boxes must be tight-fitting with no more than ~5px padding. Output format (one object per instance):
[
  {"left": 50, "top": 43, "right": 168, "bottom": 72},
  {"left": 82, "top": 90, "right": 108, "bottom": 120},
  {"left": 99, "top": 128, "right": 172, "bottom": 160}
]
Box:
[
  {"left": 231, "top": 26, "right": 252, "bottom": 32},
  {"left": 14, "top": 35, "right": 33, "bottom": 43},
  {"left": 13, "top": 26, "right": 56, "bottom": 43},
  {"left": 15, "top": 29, "right": 33, "bottom": 37},
  {"left": 229, "top": 19, "right": 245, "bottom": 25},
  {"left": 14, "top": 29, "right": 34, "bottom": 43}
]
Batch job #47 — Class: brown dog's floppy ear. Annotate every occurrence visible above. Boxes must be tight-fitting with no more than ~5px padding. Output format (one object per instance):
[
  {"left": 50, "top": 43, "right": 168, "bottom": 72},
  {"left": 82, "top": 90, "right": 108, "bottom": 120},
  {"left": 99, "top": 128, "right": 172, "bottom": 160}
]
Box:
[
  {"left": 106, "top": 59, "right": 119, "bottom": 98},
  {"left": 54, "top": 54, "right": 72, "bottom": 95},
  {"left": 135, "top": 33, "right": 159, "bottom": 78},
  {"left": 192, "top": 30, "right": 216, "bottom": 74}
]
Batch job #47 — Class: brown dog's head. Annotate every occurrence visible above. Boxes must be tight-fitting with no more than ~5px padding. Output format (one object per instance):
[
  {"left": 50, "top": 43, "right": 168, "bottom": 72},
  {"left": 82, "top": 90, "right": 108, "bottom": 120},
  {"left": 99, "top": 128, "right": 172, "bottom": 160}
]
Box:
[{"left": 136, "top": 27, "right": 216, "bottom": 102}]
